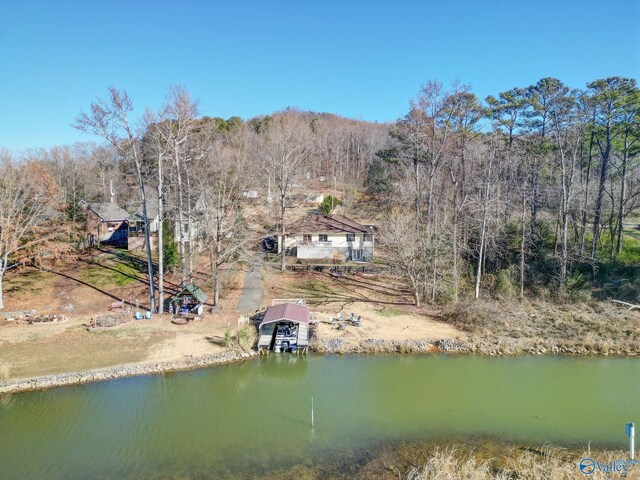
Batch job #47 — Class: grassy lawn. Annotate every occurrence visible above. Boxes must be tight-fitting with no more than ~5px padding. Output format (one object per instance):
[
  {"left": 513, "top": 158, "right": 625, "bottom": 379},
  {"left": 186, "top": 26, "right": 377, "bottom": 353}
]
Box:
[
  {"left": 4, "top": 270, "right": 57, "bottom": 297},
  {"left": 80, "top": 253, "right": 146, "bottom": 288}
]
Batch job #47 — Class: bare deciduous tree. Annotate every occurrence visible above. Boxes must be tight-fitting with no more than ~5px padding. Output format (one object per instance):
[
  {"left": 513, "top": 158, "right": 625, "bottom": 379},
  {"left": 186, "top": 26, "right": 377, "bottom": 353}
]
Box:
[
  {"left": 0, "top": 157, "right": 63, "bottom": 309},
  {"left": 74, "top": 87, "right": 156, "bottom": 312},
  {"left": 257, "top": 115, "right": 312, "bottom": 271}
]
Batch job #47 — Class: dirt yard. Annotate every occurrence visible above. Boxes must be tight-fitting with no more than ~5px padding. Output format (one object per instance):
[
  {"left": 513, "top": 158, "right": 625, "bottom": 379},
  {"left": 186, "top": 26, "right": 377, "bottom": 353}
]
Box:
[
  {"left": 263, "top": 267, "right": 465, "bottom": 349},
  {"left": 0, "top": 249, "right": 245, "bottom": 380}
]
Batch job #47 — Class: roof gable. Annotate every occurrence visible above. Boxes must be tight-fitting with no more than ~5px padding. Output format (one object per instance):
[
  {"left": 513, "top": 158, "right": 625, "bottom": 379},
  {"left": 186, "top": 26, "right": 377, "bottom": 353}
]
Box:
[
  {"left": 84, "top": 202, "right": 130, "bottom": 222},
  {"left": 175, "top": 283, "right": 208, "bottom": 304},
  {"left": 261, "top": 303, "right": 310, "bottom": 325}
]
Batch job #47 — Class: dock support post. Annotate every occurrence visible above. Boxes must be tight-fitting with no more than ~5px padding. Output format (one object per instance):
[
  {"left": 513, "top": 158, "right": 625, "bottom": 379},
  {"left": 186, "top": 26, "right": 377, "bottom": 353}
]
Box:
[{"left": 627, "top": 422, "right": 635, "bottom": 459}]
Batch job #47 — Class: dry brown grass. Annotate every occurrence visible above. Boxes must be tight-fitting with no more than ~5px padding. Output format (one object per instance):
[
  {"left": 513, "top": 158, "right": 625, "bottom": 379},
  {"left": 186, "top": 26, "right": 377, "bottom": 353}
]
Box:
[
  {"left": 0, "top": 363, "right": 10, "bottom": 381},
  {"left": 406, "top": 444, "right": 640, "bottom": 480},
  {"left": 406, "top": 446, "right": 500, "bottom": 480},
  {"left": 246, "top": 440, "right": 640, "bottom": 480},
  {"left": 442, "top": 299, "right": 640, "bottom": 355}
]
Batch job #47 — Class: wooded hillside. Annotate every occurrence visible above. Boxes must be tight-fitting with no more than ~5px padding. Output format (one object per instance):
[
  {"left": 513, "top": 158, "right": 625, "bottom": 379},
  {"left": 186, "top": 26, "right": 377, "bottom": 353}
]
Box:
[{"left": 1, "top": 76, "right": 638, "bottom": 310}]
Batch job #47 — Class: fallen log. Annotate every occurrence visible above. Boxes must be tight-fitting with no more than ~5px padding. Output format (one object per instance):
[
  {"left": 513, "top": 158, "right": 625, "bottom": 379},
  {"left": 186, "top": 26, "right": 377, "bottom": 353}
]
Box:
[{"left": 611, "top": 299, "right": 640, "bottom": 310}]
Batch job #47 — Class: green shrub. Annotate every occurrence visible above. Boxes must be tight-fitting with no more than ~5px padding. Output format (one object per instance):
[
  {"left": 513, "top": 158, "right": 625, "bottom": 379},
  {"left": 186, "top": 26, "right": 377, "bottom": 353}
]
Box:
[
  {"left": 565, "top": 272, "right": 587, "bottom": 292},
  {"left": 318, "top": 195, "right": 342, "bottom": 214},
  {"left": 222, "top": 328, "right": 233, "bottom": 348},
  {"left": 494, "top": 268, "right": 515, "bottom": 298},
  {"left": 162, "top": 222, "right": 179, "bottom": 272}
]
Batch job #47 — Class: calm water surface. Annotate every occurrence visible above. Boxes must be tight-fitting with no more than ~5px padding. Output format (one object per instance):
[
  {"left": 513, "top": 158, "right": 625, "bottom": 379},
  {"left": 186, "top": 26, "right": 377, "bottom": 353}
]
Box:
[{"left": 1, "top": 354, "right": 639, "bottom": 479}]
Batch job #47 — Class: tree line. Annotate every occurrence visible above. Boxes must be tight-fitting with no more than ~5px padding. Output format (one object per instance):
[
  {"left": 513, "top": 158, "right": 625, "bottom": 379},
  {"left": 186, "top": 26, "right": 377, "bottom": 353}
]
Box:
[
  {"left": 0, "top": 86, "right": 387, "bottom": 310},
  {"left": 0, "top": 76, "right": 637, "bottom": 311},
  {"left": 374, "top": 77, "right": 639, "bottom": 306}
]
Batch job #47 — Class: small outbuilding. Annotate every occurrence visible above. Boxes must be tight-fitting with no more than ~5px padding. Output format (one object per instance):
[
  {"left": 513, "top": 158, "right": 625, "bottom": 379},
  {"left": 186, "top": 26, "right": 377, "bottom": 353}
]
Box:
[
  {"left": 170, "top": 283, "right": 208, "bottom": 316},
  {"left": 258, "top": 303, "right": 310, "bottom": 353}
]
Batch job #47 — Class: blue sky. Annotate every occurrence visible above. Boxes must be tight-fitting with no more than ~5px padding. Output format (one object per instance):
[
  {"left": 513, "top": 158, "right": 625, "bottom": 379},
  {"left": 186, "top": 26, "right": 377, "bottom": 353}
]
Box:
[{"left": 1, "top": 0, "right": 638, "bottom": 151}]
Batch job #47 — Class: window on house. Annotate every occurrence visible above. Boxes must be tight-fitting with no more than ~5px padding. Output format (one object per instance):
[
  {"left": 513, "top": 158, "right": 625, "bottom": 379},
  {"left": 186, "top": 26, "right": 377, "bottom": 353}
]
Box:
[
  {"left": 346, "top": 233, "right": 355, "bottom": 242},
  {"left": 319, "top": 234, "right": 328, "bottom": 242},
  {"left": 364, "top": 234, "right": 373, "bottom": 242},
  {"left": 303, "top": 234, "right": 312, "bottom": 243}
]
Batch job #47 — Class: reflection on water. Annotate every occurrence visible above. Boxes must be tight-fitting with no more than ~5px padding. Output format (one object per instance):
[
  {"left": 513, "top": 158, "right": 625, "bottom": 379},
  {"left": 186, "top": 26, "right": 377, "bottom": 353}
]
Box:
[{"left": 1, "top": 354, "right": 639, "bottom": 479}]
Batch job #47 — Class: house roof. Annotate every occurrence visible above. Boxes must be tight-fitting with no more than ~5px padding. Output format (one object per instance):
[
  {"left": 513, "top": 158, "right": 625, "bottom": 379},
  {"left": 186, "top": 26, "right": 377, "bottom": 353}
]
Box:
[
  {"left": 84, "top": 202, "right": 130, "bottom": 222},
  {"left": 174, "top": 283, "right": 208, "bottom": 304},
  {"left": 260, "top": 303, "right": 310, "bottom": 326},
  {"left": 129, "top": 193, "right": 159, "bottom": 221},
  {"left": 287, "top": 214, "right": 370, "bottom": 235}
]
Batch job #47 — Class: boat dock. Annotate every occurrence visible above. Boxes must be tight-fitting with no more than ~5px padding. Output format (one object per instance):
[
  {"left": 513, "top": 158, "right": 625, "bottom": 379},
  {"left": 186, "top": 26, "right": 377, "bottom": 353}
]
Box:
[{"left": 257, "top": 303, "right": 310, "bottom": 354}]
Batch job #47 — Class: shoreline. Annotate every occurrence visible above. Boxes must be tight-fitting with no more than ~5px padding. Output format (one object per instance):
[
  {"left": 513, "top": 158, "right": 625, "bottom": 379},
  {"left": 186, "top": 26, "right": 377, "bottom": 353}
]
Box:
[
  {"left": 248, "top": 437, "right": 636, "bottom": 480},
  {"left": 312, "top": 336, "right": 640, "bottom": 356},
  {"left": 0, "top": 349, "right": 257, "bottom": 395},
  {"left": 2, "top": 335, "right": 638, "bottom": 395}
]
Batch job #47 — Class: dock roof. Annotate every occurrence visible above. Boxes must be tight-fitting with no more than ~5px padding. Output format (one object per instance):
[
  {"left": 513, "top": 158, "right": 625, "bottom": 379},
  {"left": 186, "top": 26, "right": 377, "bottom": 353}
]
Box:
[{"left": 260, "top": 303, "right": 310, "bottom": 326}]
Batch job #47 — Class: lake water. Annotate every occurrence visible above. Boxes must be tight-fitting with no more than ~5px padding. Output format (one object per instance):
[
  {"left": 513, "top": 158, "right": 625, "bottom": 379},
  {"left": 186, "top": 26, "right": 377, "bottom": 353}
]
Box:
[{"left": 1, "top": 354, "right": 639, "bottom": 479}]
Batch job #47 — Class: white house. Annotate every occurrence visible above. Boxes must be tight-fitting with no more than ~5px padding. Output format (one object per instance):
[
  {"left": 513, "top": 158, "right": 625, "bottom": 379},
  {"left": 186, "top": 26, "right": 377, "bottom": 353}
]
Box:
[
  {"left": 306, "top": 192, "right": 324, "bottom": 204},
  {"left": 284, "top": 214, "right": 375, "bottom": 262}
]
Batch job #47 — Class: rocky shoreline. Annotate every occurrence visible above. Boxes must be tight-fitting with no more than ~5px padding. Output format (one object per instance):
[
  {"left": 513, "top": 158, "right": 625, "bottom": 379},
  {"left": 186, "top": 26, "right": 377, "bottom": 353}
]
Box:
[
  {"left": 311, "top": 337, "right": 469, "bottom": 354},
  {"left": 2, "top": 334, "right": 638, "bottom": 395},
  {"left": 0, "top": 349, "right": 257, "bottom": 395},
  {"left": 312, "top": 336, "right": 640, "bottom": 356}
]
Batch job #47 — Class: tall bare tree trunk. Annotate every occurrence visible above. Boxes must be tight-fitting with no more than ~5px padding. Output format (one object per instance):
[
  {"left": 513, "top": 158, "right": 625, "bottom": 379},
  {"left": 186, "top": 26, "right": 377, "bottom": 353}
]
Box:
[
  {"left": 135, "top": 168, "right": 156, "bottom": 312},
  {"left": 412, "top": 274, "right": 420, "bottom": 308},
  {"left": 186, "top": 175, "right": 194, "bottom": 283},
  {"left": 280, "top": 192, "right": 286, "bottom": 272},
  {"left": 157, "top": 160, "right": 164, "bottom": 314},
  {"left": 615, "top": 134, "right": 629, "bottom": 255},
  {"left": 413, "top": 153, "right": 421, "bottom": 222},
  {"left": 519, "top": 178, "right": 527, "bottom": 299},
  {"left": 591, "top": 124, "right": 611, "bottom": 260},
  {"left": 475, "top": 148, "right": 494, "bottom": 300},
  {"left": 0, "top": 256, "right": 6, "bottom": 310},
  {"left": 475, "top": 211, "right": 487, "bottom": 300},
  {"left": 452, "top": 213, "right": 459, "bottom": 303},
  {"left": 431, "top": 242, "right": 438, "bottom": 303},
  {"left": 175, "top": 153, "right": 187, "bottom": 286},
  {"left": 579, "top": 110, "right": 596, "bottom": 256}
]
